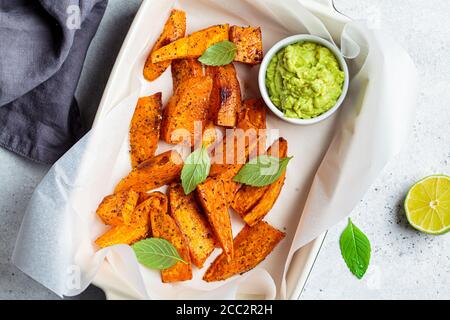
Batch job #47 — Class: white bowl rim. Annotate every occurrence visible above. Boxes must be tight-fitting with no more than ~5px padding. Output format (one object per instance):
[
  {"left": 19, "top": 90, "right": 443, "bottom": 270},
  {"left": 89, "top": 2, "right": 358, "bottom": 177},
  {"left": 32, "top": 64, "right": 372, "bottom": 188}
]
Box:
[{"left": 258, "top": 34, "right": 350, "bottom": 125}]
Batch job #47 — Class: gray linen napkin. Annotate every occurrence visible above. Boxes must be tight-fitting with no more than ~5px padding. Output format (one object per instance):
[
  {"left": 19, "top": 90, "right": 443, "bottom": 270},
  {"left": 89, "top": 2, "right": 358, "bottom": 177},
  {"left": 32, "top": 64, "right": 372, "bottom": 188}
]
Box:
[{"left": 0, "top": 0, "right": 108, "bottom": 163}]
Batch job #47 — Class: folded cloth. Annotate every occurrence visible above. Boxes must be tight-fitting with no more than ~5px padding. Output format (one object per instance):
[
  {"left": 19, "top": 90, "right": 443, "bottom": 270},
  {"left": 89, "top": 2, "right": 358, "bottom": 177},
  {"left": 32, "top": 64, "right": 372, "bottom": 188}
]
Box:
[{"left": 0, "top": 0, "right": 108, "bottom": 164}]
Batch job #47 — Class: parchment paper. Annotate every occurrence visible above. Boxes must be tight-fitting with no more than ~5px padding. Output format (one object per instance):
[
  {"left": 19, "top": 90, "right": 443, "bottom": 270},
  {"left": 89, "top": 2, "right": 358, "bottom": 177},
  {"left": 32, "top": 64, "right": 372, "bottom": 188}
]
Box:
[{"left": 12, "top": 0, "right": 417, "bottom": 299}]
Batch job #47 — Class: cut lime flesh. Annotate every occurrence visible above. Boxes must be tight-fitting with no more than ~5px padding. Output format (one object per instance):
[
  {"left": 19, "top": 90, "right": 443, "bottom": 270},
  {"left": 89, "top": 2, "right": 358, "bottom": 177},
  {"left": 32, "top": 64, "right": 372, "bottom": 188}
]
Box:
[{"left": 404, "top": 175, "right": 450, "bottom": 235}]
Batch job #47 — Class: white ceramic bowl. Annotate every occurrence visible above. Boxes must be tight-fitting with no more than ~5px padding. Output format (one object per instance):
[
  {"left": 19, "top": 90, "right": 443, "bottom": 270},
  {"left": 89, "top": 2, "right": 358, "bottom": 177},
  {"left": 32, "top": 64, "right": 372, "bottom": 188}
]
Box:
[{"left": 258, "top": 34, "right": 350, "bottom": 125}]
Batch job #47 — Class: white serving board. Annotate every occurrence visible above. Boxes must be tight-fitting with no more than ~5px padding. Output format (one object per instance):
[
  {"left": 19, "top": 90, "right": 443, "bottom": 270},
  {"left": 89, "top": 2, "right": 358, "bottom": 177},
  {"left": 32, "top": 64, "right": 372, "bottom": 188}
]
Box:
[{"left": 91, "top": 0, "right": 350, "bottom": 300}]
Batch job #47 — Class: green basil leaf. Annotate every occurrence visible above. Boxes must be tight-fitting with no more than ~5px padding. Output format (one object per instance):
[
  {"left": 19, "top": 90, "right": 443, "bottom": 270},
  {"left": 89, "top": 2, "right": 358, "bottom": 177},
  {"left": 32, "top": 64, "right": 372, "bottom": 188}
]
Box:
[
  {"left": 132, "top": 238, "right": 187, "bottom": 270},
  {"left": 198, "top": 41, "right": 237, "bottom": 66},
  {"left": 339, "top": 218, "right": 371, "bottom": 279},
  {"left": 181, "top": 146, "right": 210, "bottom": 194},
  {"left": 233, "top": 155, "right": 292, "bottom": 187}
]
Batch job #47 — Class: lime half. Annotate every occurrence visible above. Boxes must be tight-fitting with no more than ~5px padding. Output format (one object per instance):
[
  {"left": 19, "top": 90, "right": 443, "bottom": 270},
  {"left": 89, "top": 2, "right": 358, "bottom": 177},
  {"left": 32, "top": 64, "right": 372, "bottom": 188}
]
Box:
[{"left": 404, "top": 175, "right": 450, "bottom": 234}]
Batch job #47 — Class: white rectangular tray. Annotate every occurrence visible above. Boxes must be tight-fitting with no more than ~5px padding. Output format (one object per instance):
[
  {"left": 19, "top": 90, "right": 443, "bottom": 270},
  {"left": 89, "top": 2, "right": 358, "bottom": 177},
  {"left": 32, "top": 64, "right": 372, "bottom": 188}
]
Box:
[{"left": 92, "top": 0, "right": 349, "bottom": 300}]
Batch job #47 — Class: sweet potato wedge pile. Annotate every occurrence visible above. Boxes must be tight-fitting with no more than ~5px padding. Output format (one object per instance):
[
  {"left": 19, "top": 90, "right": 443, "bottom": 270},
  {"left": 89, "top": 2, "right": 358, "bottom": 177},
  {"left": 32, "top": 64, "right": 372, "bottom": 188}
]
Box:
[
  {"left": 93, "top": 10, "right": 290, "bottom": 284},
  {"left": 194, "top": 98, "right": 269, "bottom": 260}
]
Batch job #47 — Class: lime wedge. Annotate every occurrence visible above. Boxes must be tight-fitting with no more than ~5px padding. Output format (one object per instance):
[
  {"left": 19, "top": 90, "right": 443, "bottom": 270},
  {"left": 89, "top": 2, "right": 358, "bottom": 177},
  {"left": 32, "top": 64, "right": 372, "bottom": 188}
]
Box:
[{"left": 404, "top": 175, "right": 450, "bottom": 234}]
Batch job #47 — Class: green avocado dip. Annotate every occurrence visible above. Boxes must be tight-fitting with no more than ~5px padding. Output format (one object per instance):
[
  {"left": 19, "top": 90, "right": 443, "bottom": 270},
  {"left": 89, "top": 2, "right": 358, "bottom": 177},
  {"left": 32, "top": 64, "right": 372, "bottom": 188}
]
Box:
[{"left": 266, "top": 41, "right": 345, "bottom": 119}]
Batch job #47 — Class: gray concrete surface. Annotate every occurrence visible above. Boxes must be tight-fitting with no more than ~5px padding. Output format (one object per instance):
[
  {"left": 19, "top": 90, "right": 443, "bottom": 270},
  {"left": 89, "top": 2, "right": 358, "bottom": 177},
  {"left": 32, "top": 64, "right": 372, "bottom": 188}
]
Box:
[
  {"left": 0, "top": 0, "right": 449, "bottom": 299},
  {"left": 0, "top": 0, "right": 143, "bottom": 300},
  {"left": 302, "top": 0, "right": 450, "bottom": 300}
]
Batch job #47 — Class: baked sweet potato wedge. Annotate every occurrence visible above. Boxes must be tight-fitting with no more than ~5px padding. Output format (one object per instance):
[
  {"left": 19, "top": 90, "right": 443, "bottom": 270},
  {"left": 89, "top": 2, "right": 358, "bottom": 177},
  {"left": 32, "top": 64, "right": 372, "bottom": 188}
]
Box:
[
  {"left": 168, "top": 183, "right": 216, "bottom": 268},
  {"left": 236, "top": 98, "right": 267, "bottom": 156},
  {"left": 209, "top": 114, "right": 265, "bottom": 177},
  {"left": 138, "top": 192, "right": 152, "bottom": 204},
  {"left": 231, "top": 138, "right": 288, "bottom": 219},
  {"left": 229, "top": 26, "right": 263, "bottom": 65},
  {"left": 151, "top": 25, "right": 230, "bottom": 63},
  {"left": 161, "top": 76, "right": 213, "bottom": 145},
  {"left": 170, "top": 60, "right": 217, "bottom": 147},
  {"left": 95, "top": 190, "right": 140, "bottom": 226},
  {"left": 143, "top": 9, "right": 186, "bottom": 81},
  {"left": 203, "top": 221, "right": 285, "bottom": 282},
  {"left": 130, "top": 93, "right": 162, "bottom": 168},
  {"left": 115, "top": 150, "right": 183, "bottom": 193},
  {"left": 243, "top": 175, "right": 286, "bottom": 226},
  {"left": 126, "top": 195, "right": 156, "bottom": 228},
  {"left": 206, "top": 64, "right": 241, "bottom": 128},
  {"left": 149, "top": 192, "right": 192, "bottom": 282},
  {"left": 237, "top": 98, "right": 267, "bottom": 130},
  {"left": 201, "top": 120, "right": 217, "bottom": 148},
  {"left": 196, "top": 176, "right": 234, "bottom": 259},
  {"left": 171, "top": 59, "right": 204, "bottom": 92},
  {"left": 95, "top": 224, "right": 148, "bottom": 248}
]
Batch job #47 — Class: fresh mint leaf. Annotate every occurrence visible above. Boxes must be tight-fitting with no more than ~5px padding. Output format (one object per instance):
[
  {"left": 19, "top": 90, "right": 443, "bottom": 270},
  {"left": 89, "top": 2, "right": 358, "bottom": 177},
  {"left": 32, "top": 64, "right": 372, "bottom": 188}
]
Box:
[
  {"left": 132, "top": 238, "right": 187, "bottom": 270},
  {"left": 181, "top": 146, "right": 210, "bottom": 194},
  {"left": 198, "top": 41, "right": 237, "bottom": 66},
  {"left": 233, "top": 155, "right": 292, "bottom": 187},
  {"left": 339, "top": 218, "right": 371, "bottom": 279}
]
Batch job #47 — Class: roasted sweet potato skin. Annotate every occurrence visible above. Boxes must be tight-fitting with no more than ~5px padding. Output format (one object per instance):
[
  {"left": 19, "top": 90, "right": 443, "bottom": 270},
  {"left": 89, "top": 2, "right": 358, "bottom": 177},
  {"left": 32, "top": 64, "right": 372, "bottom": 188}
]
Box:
[
  {"left": 115, "top": 150, "right": 183, "bottom": 193},
  {"left": 209, "top": 112, "right": 266, "bottom": 178},
  {"left": 138, "top": 192, "right": 152, "bottom": 204},
  {"left": 209, "top": 132, "right": 249, "bottom": 177},
  {"left": 149, "top": 192, "right": 192, "bottom": 282},
  {"left": 170, "top": 60, "right": 217, "bottom": 147},
  {"left": 244, "top": 175, "right": 286, "bottom": 226},
  {"left": 126, "top": 195, "right": 154, "bottom": 227},
  {"left": 237, "top": 98, "right": 267, "bottom": 130},
  {"left": 169, "top": 183, "right": 216, "bottom": 268},
  {"left": 161, "top": 76, "right": 213, "bottom": 145},
  {"left": 200, "top": 120, "right": 217, "bottom": 149},
  {"left": 231, "top": 138, "right": 287, "bottom": 218},
  {"left": 143, "top": 9, "right": 186, "bottom": 81},
  {"left": 171, "top": 59, "right": 204, "bottom": 92},
  {"left": 130, "top": 93, "right": 162, "bottom": 168},
  {"left": 95, "top": 193, "right": 165, "bottom": 248},
  {"left": 206, "top": 64, "right": 241, "bottom": 128},
  {"left": 230, "top": 26, "right": 263, "bottom": 65},
  {"left": 236, "top": 98, "right": 267, "bottom": 156},
  {"left": 151, "top": 25, "right": 230, "bottom": 63},
  {"left": 196, "top": 176, "right": 234, "bottom": 259},
  {"left": 95, "top": 190, "right": 140, "bottom": 226},
  {"left": 203, "top": 221, "right": 285, "bottom": 282},
  {"left": 95, "top": 224, "right": 148, "bottom": 248}
]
